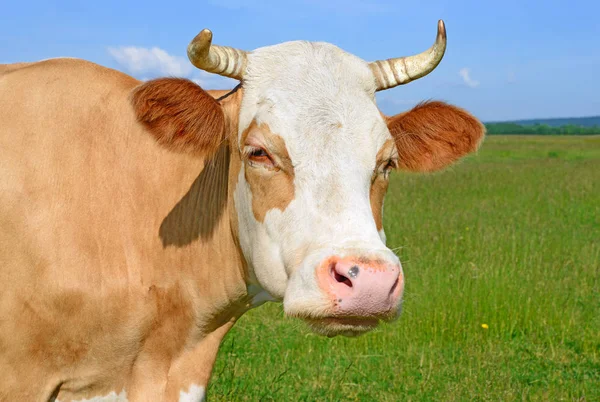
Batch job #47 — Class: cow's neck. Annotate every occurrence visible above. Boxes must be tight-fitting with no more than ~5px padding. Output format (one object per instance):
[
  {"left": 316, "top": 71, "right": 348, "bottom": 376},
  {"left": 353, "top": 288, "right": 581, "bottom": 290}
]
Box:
[
  {"left": 148, "top": 89, "right": 249, "bottom": 326},
  {"left": 172, "top": 142, "right": 250, "bottom": 330},
  {"left": 134, "top": 101, "right": 252, "bottom": 396}
]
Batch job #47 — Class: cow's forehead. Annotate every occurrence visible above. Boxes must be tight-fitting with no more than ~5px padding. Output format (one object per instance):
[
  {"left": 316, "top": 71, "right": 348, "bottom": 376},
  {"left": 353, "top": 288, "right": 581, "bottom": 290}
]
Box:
[
  {"left": 244, "top": 40, "right": 377, "bottom": 98},
  {"left": 238, "top": 40, "right": 390, "bottom": 161}
]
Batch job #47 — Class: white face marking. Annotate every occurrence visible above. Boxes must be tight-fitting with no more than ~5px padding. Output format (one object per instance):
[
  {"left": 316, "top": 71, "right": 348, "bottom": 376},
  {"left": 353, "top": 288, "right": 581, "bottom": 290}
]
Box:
[
  {"left": 179, "top": 384, "right": 206, "bottom": 402},
  {"left": 233, "top": 41, "right": 397, "bottom": 318},
  {"left": 57, "top": 390, "right": 128, "bottom": 402}
]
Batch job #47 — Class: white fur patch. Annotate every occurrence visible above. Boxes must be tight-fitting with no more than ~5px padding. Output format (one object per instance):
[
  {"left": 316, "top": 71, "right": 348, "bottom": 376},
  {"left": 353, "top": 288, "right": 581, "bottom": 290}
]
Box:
[
  {"left": 179, "top": 384, "right": 206, "bottom": 402},
  {"left": 57, "top": 390, "right": 128, "bottom": 402},
  {"left": 378, "top": 228, "right": 387, "bottom": 244},
  {"left": 233, "top": 40, "right": 400, "bottom": 320}
]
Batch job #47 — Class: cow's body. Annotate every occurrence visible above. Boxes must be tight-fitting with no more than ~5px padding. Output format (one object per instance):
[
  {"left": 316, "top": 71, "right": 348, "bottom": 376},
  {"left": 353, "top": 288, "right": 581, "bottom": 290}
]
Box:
[
  {"left": 0, "top": 59, "right": 249, "bottom": 401},
  {"left": 0, "top": 22, "right": 485, "bottom": 401}
]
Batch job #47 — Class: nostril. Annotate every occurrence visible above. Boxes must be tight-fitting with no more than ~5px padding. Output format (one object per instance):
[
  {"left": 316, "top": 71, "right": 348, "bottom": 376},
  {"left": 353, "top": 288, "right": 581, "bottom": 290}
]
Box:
[
  {"left": 330, "top": 264, "right": 353, "bottom": 288},
  {"left": 334, "top": 271, "right": 353, "bottom": 287}
]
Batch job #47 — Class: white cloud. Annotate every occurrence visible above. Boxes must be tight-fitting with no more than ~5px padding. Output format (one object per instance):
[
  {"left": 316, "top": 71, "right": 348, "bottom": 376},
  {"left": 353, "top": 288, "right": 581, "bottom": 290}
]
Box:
[
  {"left": 107, "top": 46, "right": 236, "bottom": 89},
  {"left": 459, "top": 67, "right": 480, "bottom": 88},
  {"left": 108, "top": 46, "right": 192, "bottom": 77}
]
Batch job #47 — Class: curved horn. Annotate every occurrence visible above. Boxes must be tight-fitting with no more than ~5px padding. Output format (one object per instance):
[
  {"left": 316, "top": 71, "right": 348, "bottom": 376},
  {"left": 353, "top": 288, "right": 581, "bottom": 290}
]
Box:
[
  {"left": 187, "top": 29, "right": 248, "bottom": 81},
  {"left": 369, "top": 20, "right": 447, "bottom": 91}
]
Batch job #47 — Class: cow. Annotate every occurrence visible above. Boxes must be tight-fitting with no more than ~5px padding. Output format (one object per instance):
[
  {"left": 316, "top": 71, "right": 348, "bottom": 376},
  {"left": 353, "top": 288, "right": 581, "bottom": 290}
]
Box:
[{"left": 0, "top": 20, "right": 484, "bottom": 401}]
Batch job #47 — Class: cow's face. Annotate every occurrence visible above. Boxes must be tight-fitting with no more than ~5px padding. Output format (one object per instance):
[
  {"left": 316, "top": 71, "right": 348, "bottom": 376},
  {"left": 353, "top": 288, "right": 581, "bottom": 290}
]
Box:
[
  {"left": 183, "top": 23, "right": 485, "bottom": 336},
  {"left": 231, "top": 42, "right": 399, "bottom": 336}
]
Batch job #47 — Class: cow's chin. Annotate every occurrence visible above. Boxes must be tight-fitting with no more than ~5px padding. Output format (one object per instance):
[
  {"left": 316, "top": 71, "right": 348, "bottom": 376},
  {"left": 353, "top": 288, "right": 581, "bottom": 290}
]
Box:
[
  {"left": 284, "top": 300, "right": 383, "bottom": 337},
  {"left": 303, "top": 316, "right": 380, "bottom": 337},
  {"left": 285, "top": 303, "right": 403, "bottom": 337}
]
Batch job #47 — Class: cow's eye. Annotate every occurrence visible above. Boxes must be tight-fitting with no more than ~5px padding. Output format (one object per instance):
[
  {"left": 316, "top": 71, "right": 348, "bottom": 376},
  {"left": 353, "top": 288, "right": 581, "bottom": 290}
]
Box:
[
  {"left": 250, "top": 148, "right": 268, "bottom": 158},
  {"left": 247, "top": 147, "right": 275, "bottom": 168}
]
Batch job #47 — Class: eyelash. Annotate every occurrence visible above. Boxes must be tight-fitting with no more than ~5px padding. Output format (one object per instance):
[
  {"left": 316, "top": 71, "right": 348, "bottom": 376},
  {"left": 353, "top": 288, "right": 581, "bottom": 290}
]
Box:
[
  {"left": 245, "top": 146, "right": 275, "bottom": 167},
  {"left": 250, "top": 148, "right": 268, "bottom": 158}
]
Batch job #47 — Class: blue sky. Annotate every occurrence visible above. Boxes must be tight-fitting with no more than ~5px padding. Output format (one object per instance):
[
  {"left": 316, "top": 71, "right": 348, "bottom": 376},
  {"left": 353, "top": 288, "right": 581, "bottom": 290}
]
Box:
[{"left": 2, "top": 0, "right": 599, "bottom": 121}]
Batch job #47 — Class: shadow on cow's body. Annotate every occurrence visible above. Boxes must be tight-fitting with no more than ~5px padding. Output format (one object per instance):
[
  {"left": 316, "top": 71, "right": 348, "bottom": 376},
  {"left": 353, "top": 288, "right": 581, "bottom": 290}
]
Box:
[{"left": 160, "top": 143, "right": 230, "bottom": 247}]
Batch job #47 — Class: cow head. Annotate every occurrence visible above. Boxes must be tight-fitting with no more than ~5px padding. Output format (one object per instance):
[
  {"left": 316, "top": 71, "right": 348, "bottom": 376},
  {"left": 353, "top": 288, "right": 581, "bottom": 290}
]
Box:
[{"left": 134, "top": 21, "right": 484, "bottom": 337}]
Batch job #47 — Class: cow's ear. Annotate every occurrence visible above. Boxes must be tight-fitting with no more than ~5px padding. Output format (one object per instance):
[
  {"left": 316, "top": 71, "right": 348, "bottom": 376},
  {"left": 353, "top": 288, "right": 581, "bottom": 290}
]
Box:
[
  {"left": 131, "top": 78, "right": 225, "bottom": 156},
  {"left": 386, "top": 101, "right": 485, "bottom": 172}
]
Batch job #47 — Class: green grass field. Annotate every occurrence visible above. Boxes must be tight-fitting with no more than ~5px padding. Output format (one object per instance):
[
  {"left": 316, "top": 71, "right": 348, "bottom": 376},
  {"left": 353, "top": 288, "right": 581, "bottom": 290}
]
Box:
[{"left": 209, "top": 136, "right": 600, "bottom": 401}]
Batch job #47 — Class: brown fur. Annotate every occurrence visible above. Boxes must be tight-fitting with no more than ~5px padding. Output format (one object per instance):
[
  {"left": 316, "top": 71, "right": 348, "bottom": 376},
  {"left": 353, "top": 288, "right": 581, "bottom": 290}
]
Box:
[
  {"left": 0, "top": 59, "right": 248, "bottom": 401},
  {"left": 386, "top": 101, "right": 485, "bottom": 172},
  {"left": 242, "top": 121, "right": 296, "bottom": 222},
  {"left": 131, "top": 78, "right": 226, "bottom": 156},
  {"left": 370, "top": 139, "right": 395, "bottom": 231}
]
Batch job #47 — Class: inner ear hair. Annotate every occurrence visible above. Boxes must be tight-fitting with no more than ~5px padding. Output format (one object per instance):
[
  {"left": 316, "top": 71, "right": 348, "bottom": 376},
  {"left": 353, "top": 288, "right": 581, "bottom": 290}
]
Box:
[
  {"left": 131, "top": 78, "right": 226, "bottom": 156},
  {"left": 386, "top": 101, "right": 485, "bottom": 172}
]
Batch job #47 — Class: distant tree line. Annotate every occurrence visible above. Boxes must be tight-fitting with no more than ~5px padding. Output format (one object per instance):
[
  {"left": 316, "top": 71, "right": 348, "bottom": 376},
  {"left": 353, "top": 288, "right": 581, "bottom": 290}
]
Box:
[{"left": 485, "top": 123, "right": 600, "bottom": 135}]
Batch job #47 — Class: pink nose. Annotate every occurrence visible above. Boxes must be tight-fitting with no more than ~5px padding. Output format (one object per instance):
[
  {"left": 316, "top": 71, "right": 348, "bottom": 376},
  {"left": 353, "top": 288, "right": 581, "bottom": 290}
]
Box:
[{"left": 317, "top": 256, "right": 403, "bottom": 317}]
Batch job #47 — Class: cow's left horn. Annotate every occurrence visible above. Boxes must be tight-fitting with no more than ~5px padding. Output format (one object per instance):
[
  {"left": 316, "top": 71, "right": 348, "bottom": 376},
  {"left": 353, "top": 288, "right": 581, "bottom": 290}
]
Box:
[
  {"left": 187, "top": 29, "right": 247, "bottom": 81},
  {"left": 369, "top": 20, "right": 447, "bottom": 91}
]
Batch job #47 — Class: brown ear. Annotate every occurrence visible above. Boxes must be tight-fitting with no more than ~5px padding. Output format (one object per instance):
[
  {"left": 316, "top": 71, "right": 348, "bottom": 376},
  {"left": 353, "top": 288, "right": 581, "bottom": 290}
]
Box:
[
  {"left": 131, "top": 78, "right": 225, "bottom": 156},
  {"left": 386, "top": 101, "right": 485, "bottom": 172}
]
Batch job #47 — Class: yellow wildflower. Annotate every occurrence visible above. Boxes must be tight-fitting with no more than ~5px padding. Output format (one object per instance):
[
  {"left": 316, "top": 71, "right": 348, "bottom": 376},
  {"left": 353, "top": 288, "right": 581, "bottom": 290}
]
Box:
[{"left": 481, "top": 323, "right": 489, "bottom": 329}]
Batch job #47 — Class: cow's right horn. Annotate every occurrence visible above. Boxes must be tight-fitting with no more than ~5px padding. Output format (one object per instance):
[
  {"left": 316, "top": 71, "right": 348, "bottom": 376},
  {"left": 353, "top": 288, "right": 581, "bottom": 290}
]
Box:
[{"left": 187, "top": 29, "right": 248, "bottom": 81}]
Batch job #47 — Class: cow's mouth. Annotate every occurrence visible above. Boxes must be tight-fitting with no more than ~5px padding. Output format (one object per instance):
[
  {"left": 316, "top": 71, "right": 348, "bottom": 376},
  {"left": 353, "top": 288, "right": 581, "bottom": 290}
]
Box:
[{"left": 303, "top": 316, "right": 380, "bottom": 337}]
